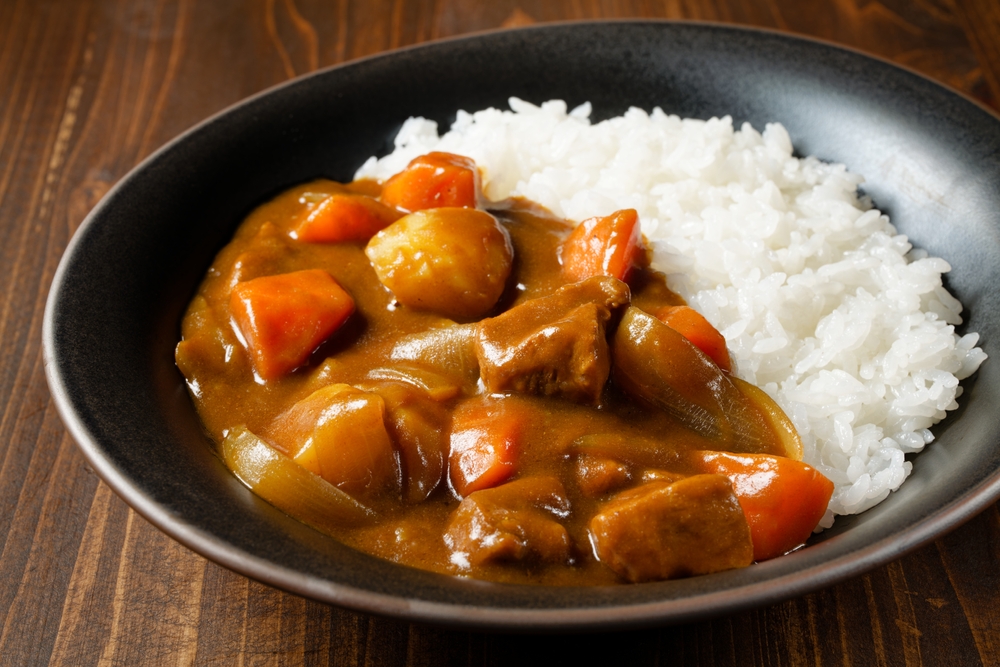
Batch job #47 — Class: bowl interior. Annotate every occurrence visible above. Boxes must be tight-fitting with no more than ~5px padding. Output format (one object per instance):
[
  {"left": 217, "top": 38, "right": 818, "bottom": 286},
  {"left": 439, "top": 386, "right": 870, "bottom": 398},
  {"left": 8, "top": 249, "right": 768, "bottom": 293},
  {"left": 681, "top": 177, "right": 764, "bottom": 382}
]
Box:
[{"left": 45, "top": 21, "right": 1000, "bottom": 629}]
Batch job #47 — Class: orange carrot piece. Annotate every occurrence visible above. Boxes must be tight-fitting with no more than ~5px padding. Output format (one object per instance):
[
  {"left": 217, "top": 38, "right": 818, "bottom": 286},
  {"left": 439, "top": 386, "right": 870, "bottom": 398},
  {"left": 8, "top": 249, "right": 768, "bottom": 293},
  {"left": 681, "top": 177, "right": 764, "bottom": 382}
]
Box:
[
  {"left": 656, "top": 305, "right": 732, "bottom": 372},
  {"left": 561, "top": 209, "right": 643, "bottom": 283},
  {"left": 230, "top": 269, "right": 355, "bottom": 380},
  {"left": 691, "top": 451, "right": 834, "bottom": 561},
  {"left": 292, "top": 193, "right": 402, "bottom": 243},
  {"left": 380, "top": 152, "right": 479, "bottom": 212},
  {"left": 448, "top": 400, "right": 525, "bottom": 497}
]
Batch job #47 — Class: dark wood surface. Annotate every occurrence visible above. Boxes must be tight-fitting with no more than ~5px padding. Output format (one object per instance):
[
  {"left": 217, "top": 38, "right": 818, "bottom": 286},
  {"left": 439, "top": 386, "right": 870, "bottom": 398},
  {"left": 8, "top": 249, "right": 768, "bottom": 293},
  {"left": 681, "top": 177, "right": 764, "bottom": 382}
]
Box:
[{"left": 4, "top": 0, "right": 1000, "bottom": 664}]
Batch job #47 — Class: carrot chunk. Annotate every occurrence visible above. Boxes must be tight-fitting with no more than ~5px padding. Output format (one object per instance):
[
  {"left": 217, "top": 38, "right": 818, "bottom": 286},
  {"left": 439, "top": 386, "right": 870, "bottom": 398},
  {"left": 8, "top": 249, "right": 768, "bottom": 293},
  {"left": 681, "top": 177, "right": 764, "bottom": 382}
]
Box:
[
  {"left": 656, "top": 305, "right": 732, "bottom": 372},
  {"left": 448, "top": 399, "right": 525, "bottom": 497},
  {"left": 380, "top": 152, "right": 479, "bottom": 212},
  {"left": 230, "top": 269, "right": 355, "bottom": 380},
  {"left": 691, "top": 451, "right": 834, "bottom": 561},
  {"left": 561, "top": 209, "right": 643, "bottom": 283},
  {"left": 292, "top": 193, "right": 402, "bottom": 243}
]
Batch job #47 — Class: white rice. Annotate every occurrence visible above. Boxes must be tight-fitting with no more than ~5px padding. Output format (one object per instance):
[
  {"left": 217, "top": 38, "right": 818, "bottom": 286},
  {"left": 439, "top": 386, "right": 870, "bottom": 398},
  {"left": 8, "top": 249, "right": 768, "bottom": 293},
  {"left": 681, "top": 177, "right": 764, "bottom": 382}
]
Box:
[{"left": 356, "top": 98, "right": 987, "bottom": 525}]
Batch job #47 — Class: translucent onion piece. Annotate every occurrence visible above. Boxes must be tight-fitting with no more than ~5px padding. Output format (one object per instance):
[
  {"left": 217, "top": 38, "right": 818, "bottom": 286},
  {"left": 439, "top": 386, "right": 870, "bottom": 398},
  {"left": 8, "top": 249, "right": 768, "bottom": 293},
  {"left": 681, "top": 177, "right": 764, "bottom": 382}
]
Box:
[
  {"left": 389, "top": 323, "right": 480, "bottom": 386},
  {"left": 222, "top": 426, "right": 376, "bottom": 531},
  {"left": 364, "top": 363, "right": 463, "bottom": 401},
  {"left": 730, "top": 377, "right": 803, "bottom": 460},
  {"left": 612, "top": 307, "right": 789, "bottom": 456},
  {"left": 568, "top": 433, "right": 684, "bottom": 470}
]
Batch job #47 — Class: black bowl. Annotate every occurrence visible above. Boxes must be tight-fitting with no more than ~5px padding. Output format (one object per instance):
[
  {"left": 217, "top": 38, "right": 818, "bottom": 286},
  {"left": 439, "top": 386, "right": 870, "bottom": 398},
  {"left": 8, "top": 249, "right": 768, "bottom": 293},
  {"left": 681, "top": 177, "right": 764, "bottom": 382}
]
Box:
[{"left": 43, "top": 21, "right": 1000, "bottom": 630}]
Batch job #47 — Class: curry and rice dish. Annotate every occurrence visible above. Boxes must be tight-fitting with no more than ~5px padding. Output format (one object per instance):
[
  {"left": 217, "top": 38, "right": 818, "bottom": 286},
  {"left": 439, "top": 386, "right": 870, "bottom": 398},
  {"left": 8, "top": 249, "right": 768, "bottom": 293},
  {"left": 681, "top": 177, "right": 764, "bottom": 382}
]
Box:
[{"left": 176, "top": 100, "right": 985, "bottom": 585}]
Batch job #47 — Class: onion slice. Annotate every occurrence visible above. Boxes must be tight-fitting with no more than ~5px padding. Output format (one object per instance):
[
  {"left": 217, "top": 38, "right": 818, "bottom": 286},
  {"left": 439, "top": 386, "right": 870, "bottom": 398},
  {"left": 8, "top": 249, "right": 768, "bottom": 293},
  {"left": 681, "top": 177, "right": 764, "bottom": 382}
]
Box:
[
  {"left": 222, "top": 426, "right": 376, "bottom": 530},
  {"left": 611, "top": 307, "right": 799, "bottom": 457},
  {"left": 389, "top": 323, "right": 480, "bottom": 386}
]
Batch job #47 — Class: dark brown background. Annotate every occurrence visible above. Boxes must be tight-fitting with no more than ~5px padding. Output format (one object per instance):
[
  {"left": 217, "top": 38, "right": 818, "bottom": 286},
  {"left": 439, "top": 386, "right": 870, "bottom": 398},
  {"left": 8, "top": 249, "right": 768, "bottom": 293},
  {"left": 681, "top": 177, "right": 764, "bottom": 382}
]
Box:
[{"left": 3, "top": 0, "right": 1000, "bottom": 664}]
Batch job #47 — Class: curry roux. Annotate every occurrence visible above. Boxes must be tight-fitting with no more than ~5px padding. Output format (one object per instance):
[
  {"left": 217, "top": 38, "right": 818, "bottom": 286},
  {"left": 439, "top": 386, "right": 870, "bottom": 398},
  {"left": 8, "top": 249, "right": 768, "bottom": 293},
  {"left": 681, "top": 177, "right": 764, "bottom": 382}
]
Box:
[{"left": 176, "top": 178, "right": 792, "bottom": 586}]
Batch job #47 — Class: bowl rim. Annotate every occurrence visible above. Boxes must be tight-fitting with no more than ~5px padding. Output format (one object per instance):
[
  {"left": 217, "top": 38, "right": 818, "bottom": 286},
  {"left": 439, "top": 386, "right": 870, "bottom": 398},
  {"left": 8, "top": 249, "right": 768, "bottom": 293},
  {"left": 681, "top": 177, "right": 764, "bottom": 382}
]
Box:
[{"left": 42, "top": 19, "right": 1000, "bottom": 630}]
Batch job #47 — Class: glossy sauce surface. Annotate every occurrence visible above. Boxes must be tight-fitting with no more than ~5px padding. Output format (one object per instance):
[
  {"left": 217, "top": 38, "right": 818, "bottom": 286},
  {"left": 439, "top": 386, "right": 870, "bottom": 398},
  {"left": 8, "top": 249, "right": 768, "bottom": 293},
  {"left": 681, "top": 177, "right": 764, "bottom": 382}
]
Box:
[{"left": 177, "top": 178, "right": 790, "bottom": 585}]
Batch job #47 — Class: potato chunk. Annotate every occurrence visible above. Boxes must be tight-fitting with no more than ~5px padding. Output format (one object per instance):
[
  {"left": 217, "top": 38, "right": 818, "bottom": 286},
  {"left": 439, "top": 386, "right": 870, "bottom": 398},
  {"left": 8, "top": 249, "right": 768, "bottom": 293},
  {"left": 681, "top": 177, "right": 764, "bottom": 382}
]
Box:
[
  {"left": 365, "top": 208, "right": 513, "bottom": 320},
  {"left": 588, "top": 475, "right": 753, "bottom": 582},
  {"left": 262, "top": 384, "right": 399, "bottom": 499}
]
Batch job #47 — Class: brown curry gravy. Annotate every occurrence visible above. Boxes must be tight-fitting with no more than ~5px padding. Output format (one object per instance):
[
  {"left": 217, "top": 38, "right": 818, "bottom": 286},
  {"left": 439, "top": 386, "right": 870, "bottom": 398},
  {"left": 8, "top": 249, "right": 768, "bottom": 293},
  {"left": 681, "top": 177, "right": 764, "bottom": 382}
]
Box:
[{"left": 177, "top": 178, "right": 784, "bottom": 585}]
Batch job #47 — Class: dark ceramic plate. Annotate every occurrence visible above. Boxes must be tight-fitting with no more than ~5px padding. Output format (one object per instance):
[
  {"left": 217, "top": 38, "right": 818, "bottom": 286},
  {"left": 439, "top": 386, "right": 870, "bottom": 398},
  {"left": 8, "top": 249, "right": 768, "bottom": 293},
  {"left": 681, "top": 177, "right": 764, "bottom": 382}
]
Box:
[{"left": 43, "top": 21, "right": 1000, "bottom": 630}]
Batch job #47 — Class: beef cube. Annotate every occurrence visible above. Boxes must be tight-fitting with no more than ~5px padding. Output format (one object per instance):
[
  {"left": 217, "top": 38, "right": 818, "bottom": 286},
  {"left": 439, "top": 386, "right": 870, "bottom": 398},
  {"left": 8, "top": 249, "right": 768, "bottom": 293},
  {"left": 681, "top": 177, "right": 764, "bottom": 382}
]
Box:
[
  {"left": 589, "top": 474, "right": 753, "bottom": 582},
  {"left": 574, "top": 454, "right": 632, "bottom": 497},
  {"left": 444, "top": 476, "right": 572, "bottom": 568},
  {"left": 475, "top": 276, "right": 630, "bottom": 405}
]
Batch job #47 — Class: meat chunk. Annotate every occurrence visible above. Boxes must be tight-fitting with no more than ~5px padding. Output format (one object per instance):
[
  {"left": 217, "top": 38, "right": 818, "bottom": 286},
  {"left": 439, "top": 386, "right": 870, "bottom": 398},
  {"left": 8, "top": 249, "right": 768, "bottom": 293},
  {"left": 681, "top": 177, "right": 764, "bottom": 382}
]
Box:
[
  {"left": 444, "top": 476, "right": 572, "bottom": 568},
  {"left": 574, "top": 454, "right": 632, "bottom": 497},
  {"left": 588, "top": 474, "right": 753, "bottom": 582},
  {"left": 475, "top": 276, "right": 631, "bottom": 405}
]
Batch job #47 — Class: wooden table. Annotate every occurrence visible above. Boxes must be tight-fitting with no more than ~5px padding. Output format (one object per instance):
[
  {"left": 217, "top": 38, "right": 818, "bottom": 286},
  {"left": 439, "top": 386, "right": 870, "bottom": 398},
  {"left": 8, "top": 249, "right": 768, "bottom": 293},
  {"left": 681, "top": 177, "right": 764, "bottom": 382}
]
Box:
[{"left": 4, "top": 0, "right": 1000, "bottom": 664}]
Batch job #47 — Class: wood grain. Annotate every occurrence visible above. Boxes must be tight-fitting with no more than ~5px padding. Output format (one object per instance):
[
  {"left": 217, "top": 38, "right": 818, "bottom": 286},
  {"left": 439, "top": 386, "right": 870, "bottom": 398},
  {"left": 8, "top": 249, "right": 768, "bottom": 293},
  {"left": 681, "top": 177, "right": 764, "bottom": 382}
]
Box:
[{"left": 2, "top": 0, "right": 999, "bottom": 664}]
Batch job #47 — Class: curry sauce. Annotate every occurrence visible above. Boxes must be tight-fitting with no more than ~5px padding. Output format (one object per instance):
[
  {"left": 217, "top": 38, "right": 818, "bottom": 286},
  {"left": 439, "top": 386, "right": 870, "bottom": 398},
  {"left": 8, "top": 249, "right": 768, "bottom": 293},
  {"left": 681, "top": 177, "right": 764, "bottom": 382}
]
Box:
[{"left": 176, "top": 154, "right": 832, "bottom": 585}]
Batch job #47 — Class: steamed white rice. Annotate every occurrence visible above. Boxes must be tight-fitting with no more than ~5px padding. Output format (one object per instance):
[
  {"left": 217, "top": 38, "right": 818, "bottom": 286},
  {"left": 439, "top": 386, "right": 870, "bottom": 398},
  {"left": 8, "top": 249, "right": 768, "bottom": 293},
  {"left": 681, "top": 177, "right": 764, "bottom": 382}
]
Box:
[{"left": 356, "top": 98, "right": 987, "bottom": 525}]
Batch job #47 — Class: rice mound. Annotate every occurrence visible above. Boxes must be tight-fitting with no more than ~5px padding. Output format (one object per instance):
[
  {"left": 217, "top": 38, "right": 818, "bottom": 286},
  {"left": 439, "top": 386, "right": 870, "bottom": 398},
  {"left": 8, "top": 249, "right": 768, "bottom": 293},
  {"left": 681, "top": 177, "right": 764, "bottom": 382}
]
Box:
[{"left": 356, "top": 98, "right": 987, "bottom": 525}]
